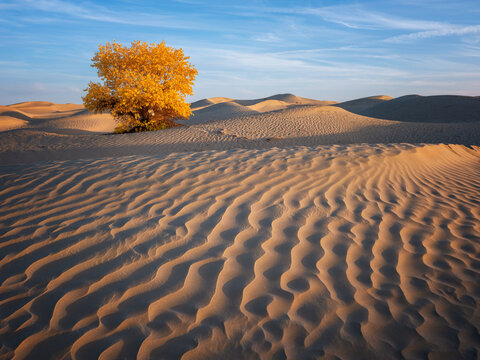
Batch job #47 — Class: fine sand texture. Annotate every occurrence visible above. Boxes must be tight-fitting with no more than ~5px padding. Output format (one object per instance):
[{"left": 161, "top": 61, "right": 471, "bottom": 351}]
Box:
[
  {"left": 1, "top": 94, "right": 480, "bottom": 359},
  {"left": 1, "top": 144, "right": 479, "bottom": 359}
]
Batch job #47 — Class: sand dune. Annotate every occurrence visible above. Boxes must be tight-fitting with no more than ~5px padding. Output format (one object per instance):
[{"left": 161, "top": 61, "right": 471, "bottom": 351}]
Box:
[
  {"left": 1, "top": 94, "right": 480, "bottom": 165},
  {"left": 1, "top": 105, "right": 479, "bottom": 165},
  {"left": 189, "top": 101, "right": 259, "bottom": 124},
  {"left": 334, "top": 95, "right": 393, "bottom": 113},
  {"left": 0, "top": 102, "right": 116, "bottom": 135},
  {"left": 9, "top": 101, "right": 56, "bottom": 108},
  {"left": 190, "top": 97, "right": 234, "bottom": 111},
  {"left": 247, "top": 99, "right": 290, "bottom": 113},
  {"left": 0, "top": 144, "right": 479, "bottom": 359},
  {"left": 0, "top": 106, "right": 32, "bottom": 131},
  {"left": 188, "top": 94, "right": 336, "bottom": 125},
  {"left": 0, "top": 106, "right": 32, "bottom": 121},
  {"left": 1, "top": 94, "right": 480, "bottom": 359},
  {"left": 8, "top": 102, "right": 86, "bottom": 118},
  {"left": 234, "top": 93, "right": 335, "bottom": 107},
  {"left": 0, "top": 116, "right": 29, "bottom": 132},
  {"left": 345, "top": 95, "right": 480, "bottom": 123}
]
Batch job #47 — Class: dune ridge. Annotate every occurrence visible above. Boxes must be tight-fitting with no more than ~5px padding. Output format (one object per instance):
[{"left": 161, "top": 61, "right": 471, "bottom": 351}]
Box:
[
  {"left": 333, "top": 95, "right": 393, "bottom": 114},
  {"left": 0, "top": 143, "right": 479, "bottom": 359},
  {"left": 190, "top": 97, "right": 234, "bottom": 111},
  {"left": 187, "top": 93, "right": 336, "bottom": 124}
]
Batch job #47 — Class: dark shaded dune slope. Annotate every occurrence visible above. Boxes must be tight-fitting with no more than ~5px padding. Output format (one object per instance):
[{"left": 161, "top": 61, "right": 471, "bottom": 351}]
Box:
[
  {"left": 0, "top": 106, "right": 32, "bottom": 121},
  {"left": 362, "top": 95, "right": 480, "bottom": 123}
]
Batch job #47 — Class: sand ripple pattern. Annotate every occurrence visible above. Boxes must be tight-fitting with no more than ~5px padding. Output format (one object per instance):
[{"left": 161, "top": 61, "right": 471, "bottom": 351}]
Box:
[{"left": 0, "top": 144, "right": 479, "bottom": 359}]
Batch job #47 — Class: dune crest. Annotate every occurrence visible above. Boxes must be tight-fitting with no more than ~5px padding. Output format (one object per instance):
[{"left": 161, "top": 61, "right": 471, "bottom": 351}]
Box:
[
  {"left": 188, "top": 93, "right": 336, "bottom": 124},
  {"left": 190, "top": 97, "right": 234, "bottom": 111},
  {"left": 333, "top": 95, "right": 393, "bottom": 113},
  {"left": 8, "top": 101, "right": 85, "bottom": 118},
  {"left": 0, "top": 143, "right": 479, "bottom": 359},
  {"left": 247, "top": 99, "right": 290, "bottom": 112}
]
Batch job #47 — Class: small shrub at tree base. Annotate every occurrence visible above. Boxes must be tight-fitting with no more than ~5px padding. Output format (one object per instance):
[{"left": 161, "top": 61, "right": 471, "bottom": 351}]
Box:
[{"left": 83, "top": 40, "right": 198, "bottom": 133}]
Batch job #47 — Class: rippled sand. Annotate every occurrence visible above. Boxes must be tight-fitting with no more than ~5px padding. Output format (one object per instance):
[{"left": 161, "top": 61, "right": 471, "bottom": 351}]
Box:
[{"left": 1, "top": 143, "right": 479, "bottom": 359}]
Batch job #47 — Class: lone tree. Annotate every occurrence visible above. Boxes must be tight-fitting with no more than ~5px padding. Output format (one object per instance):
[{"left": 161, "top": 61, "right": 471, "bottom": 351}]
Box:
[{"left": 83, "top": 40, "right": 198, "bottom": 132}]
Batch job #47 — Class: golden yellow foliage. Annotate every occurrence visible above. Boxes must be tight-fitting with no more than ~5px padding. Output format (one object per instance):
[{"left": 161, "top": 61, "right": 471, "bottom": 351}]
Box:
[{"left": 83, "top": 40, "right": 198, "bottom": 132}]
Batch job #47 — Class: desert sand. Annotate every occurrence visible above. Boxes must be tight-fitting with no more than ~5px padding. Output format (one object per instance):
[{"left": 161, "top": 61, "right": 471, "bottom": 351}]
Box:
[{"left": 0, "top": 94, "right": 479, "bottom": 359}]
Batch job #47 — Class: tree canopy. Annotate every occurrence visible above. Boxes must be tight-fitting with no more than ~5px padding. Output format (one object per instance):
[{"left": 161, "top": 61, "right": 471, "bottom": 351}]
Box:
[{"left": 83, "top": 40, "right": 198, "bottom": 132}]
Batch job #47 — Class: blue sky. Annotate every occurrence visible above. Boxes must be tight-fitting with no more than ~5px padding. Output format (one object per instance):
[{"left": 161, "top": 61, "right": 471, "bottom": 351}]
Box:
[{"left": 1, "top": 0, "right": 479, "bottom": 104}]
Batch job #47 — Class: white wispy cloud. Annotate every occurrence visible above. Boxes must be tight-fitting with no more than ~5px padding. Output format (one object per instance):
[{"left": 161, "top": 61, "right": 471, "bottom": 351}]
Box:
[
  {"left": 273, "top": 46, "right": 401, "bottom": 60},
  {"left": 252, "top": 33, "right": 281, "bottom": 43},
  {"left": 301, "top": 6, "right": 445, "bottom": 31},
  {"left": 238, "top": 4, "right": 480, "bottom": 44},
  {"left": 192, "top": 47, "right": 408, "bottom": 79},
  {"left": 460, "top": 44, "right": 480, "bottom": 57},
  {"left": 0, "top": 60, "right": 30, "bottom": 67},
  {"left": 234, "top": 3, "right": 480, "bottom": 43},
  {"left": 10, "top": 0, "right": 204, "bottom": 29},
  {"left": 386, "top": 25, "right": 480, "bottom": 42},
  {"left": 234, "top": 4, "right": 446, "bottom": 31}
]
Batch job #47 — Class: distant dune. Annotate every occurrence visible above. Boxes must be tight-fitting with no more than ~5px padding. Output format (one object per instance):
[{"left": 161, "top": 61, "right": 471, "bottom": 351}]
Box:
[
  {"left": 188, "top": 93, "right": 336, "bottom": 124},
  {"left": 0, "top": 106, "right": 32, "bottom": 120},
  {"left": 0, "top": 94, "right": 479, "bottom": 359},
  {"left": 190, "top": 97, "right": 234, "bottom": 111},
  {"left": 3, "top": 94, "right": 479, "bottom": 138},
  {"left": 336, "top": 94, "right": 480, "bottom": 123},
  {"left": 0, "top": 101, "right": 116, "bottom": 134},
  {"left": 333, "top": 95, "right": 393, "bottom": 113},
  {"left": 0, "top": 105, "right": 33, "bottom": 131},
  {"left": 234, "top": 93, "right": 335, "bottom": 106},
  {"left": 190, "top": 101, "right": 259, "bottom": 123},
  {"left": 1, "top": 94, "right": 479, "bottom": 164}
]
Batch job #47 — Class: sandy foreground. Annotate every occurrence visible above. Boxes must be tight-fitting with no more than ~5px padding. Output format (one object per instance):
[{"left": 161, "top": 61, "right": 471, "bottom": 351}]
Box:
[{"left": 0, "top": 94, "right": 479, "bottom": 359}]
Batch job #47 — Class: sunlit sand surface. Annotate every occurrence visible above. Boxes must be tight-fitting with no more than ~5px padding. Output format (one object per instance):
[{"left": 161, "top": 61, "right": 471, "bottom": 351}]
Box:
[
  {"left": 0, "top": 101, "right": 116, "bottom": 135},
  {"left": 1, "top": 94, "right": 479, "bottom": 359}
]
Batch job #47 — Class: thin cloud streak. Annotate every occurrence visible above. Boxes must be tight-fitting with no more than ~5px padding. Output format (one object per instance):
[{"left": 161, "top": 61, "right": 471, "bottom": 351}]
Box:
[
  {"left": 191, "top": 47, "right": 409, "bottom": 79},
  {"left": 300, "top": 7, "right": 445, "bottom": 31},
  {"left": 386, "top": 25, "right": 480, "bottom": 42},
  {"left": 11, "top": 0, "right": 206, "bottom": 29},
  {"left": 252, "top": 33, "right": 282, "bottom": 43},
  {"left": 233, "top": 4, "right": 480, "bottom": 45},
  {"left": 234, "top": 4, "right": 448, "bottom": 31}
]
